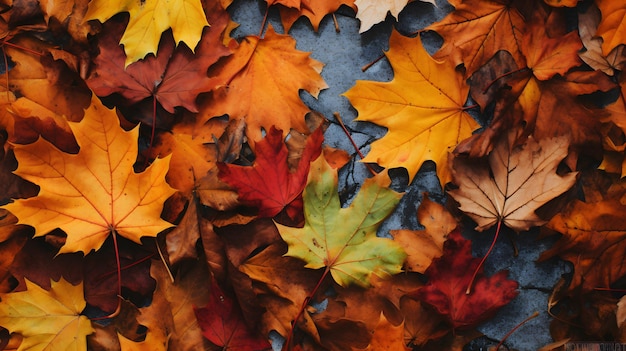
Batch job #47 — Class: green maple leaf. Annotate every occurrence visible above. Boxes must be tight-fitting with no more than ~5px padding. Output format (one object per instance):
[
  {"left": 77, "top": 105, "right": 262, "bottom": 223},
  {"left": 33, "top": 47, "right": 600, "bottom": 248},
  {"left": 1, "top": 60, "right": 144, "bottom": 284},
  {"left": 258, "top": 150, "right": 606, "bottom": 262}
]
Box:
[
  {"left": 0, "top": 278, "right": 93, "bottom": 351},
  {"left": 276, "top": 156, "right": 406, "bottom": 287}
]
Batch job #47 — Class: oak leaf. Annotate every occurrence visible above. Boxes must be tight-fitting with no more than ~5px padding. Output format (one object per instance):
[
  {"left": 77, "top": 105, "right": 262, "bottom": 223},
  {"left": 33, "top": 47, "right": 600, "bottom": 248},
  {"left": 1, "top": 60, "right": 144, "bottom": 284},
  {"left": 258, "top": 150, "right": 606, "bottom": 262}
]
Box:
[
  {"left": 217, "top": 126, "right": 323, "bottom": 221},
  {"left": 390, "top": 194, "right": 455, "bottom": 273},
  {"left": 596, "top": 0, "right": 626, "bottom": 56},
  {"left": 426, "top": 0, "right": 527, "bottom": 77},
  {"left": 84, "top": 0, "right": 209, "bottom": 65},
  {"left": 355, "top": 0, "right": 435, "bottom": 33},
  {"left": 415, "top": 229, "right": 519, "bottom": 329},
  {"left": 2, "top": 95, "right": 176, "bottom": 254},
  {"left": 343, "top": 30, "right": 479, "bottom": 184},
  {"left": 276, "top": 156, "right": 406, "bottom": 288},
  {"left": 198, "top": 25, "right": 328, "bottom": 142},
  {"left": 449, "top": 132, "right": 577, "bottom": 232},
  {"left": 0, "top": 278, "right": 94, "bottom": 351},
  {"left": 194, "top": 276, "right": 272, "bottom": 350}
]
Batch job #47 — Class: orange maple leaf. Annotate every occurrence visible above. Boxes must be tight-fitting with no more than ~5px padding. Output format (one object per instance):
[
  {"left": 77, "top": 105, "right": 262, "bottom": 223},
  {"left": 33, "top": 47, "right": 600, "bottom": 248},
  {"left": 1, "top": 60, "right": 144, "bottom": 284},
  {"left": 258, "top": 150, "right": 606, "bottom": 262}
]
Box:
[
  {"left": 354, "top": 313, "right": 410, "bottom": 351},
  {"left": 275, "top": 0, "right": 356, "bottom": 32},
  {"left": 0, "top": 36, "right": 91, "bottom": 153},
  {"left": 198, "top": 25, "right": 328, "bottom": 142},
  {"left": 521, "top": 11, "right": 583, "bottom": 81},
  {"left": 390, "top": 194, "right": 456, "bottom": 273},
  {"left": 426, "top": 0, "right": 527, "bottom": 77},
  {"left": 2, "top": 95, "right": 176, "bottom": 254},
  {"left": 596, "top": 0, "right": 626, "bottom": 56},
  {"left": 539, "top": 178, "right": 626, "bottom": 292}
]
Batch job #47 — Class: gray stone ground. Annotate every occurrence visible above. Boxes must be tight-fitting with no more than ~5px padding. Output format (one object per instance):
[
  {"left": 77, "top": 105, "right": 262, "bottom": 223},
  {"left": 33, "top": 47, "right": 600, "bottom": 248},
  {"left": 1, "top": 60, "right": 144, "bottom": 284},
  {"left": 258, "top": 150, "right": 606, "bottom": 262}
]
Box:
[{"left": 228, "top": 1, "right": 572, "bottom": 350}]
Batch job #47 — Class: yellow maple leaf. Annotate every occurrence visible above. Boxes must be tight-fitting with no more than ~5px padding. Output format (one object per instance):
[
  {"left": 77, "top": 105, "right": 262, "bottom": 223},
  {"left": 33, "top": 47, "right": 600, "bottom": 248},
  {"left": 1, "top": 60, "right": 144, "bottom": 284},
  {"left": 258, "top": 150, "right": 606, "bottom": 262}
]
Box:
[
  {"left": 85, "top": 0, "right": 209, "bottom": 66},
  {"left": 343, "top": 30, "right": 479, "bottom": 184},
  {"left": 118, "top": 331, "right": 168, "bottom": 351},
  {"left": 2, "top": 95, "right": 176, "bottom": 255},
  {"left": 0, "top": 278, "right": 94, "bottom": 351}
]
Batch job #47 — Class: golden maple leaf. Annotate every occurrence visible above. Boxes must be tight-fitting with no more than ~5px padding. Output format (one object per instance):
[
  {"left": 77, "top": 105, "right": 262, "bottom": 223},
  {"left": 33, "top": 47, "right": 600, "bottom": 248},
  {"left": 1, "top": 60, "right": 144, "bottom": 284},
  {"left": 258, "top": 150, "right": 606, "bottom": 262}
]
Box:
[
  {"left": 449, "top": 132, "right": 578, "bottom": 232},
  {"left": 84, "top": 0, "right": 209, "bottom": 66},
  {"left": 3, "top": 95, "right": 176, "bottom": 255},
  {"left": 0, "top": 278, "right": 94, "bottom": 351},
  {"left": 343, "top": 30, "right": 479, "bottom": 184}
]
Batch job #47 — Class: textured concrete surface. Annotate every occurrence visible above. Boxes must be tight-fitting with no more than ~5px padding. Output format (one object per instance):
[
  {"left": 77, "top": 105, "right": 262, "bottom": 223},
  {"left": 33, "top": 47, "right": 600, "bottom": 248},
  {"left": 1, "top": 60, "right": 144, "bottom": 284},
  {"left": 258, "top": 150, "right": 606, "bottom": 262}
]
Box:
[{"left": 228, "top": 1, "right": 571, "bottom": 350}]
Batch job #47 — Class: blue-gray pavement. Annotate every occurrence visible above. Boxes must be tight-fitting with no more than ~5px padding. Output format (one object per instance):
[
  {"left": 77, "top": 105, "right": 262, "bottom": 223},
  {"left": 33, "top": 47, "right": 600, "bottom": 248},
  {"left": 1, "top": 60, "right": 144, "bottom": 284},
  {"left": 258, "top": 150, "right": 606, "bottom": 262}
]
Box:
[{"left": 228, "top": 1, "right": 571, "bottom": 349}]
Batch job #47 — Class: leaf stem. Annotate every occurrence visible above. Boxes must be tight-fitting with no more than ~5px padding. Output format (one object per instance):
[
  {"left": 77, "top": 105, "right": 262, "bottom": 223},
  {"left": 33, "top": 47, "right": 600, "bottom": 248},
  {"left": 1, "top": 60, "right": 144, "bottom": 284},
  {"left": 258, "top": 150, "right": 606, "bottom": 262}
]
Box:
[
  {"left": 593, "top": 287, "right": 626, "bottom": 293},
  {"left": 92, "top": 231, "right": 123, "bottom": 320},
  {"left": 282, "top": 267, "right": 330, "bottom": 351},
  {"left": 333, "top": 112, "right": 377, "bottom": 176},
  {"left": 156, "top": 238, "right": 175, "bottom": 283},
  {"left": 1, "top": 40, "right": 43, "bottom": 57},
  {"left": 96, "top": 254, "right": 155, "bottom": 280},
  {"left": 466, "top": 220, "right": 502, "bottom": 295},
  {"left": 494, "top": 311, "right": 539, "bottom": 350},
  {"left": 361, "top": 53, "right": 385, "bottom": 72},
  {"left": 482, "top": 67, "right": 529, "bottom": 94},
  {"left": 332, "top": 14, "right": 340, "bottom": 33},
  {"left": 462, "top": 104, "right": 479, "bottom": 111},
  {"left": 259, "top": 6, "right": 269, "bottom": 37}
]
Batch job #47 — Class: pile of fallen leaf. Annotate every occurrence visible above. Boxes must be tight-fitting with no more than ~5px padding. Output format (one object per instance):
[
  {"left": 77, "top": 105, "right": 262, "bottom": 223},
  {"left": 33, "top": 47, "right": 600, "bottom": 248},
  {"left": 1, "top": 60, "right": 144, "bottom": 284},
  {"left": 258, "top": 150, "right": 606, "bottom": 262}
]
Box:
[{"left": 0, "top": 0, "right": 624, "bottom": 350}]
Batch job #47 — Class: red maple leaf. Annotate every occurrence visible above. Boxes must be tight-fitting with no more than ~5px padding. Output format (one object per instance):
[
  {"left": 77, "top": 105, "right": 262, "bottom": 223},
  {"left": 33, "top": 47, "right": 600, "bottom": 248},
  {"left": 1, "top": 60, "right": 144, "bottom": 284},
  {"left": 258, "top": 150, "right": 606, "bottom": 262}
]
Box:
[
  {"left": 194, "top": 277, "right": 272, "bottom": 351},
  {"left": 414, "top": 228, "right": 519, "bottom": 330},
  {"left": 217, "top": 126, "right": 323, "bottom": 221}
]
